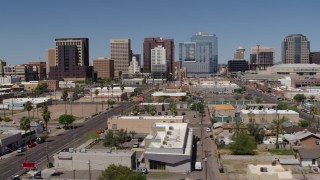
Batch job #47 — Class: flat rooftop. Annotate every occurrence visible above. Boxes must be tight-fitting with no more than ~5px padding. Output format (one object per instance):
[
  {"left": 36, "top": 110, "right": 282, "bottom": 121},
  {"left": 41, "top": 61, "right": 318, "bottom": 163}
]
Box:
[
  {"left": 212, "top": 104, "right": 235, "bottom": 110},
  {"left": 111, "top": 115, "right": 184, "bottom": 120},
  {"left": 146, "top": 123, "right": 188, "bottom": 149},
  {"left": 152, "top": 92, "right": 187, "bottom": 97},
  {"left": 241, "top": 109, "right": 299, "bottom": 115}
]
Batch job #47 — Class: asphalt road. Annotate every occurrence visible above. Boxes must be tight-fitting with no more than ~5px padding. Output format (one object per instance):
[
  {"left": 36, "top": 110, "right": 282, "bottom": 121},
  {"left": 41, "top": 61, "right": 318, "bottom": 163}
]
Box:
[{"left": 0, "top": 101, "right": 136, "bottom": 180}]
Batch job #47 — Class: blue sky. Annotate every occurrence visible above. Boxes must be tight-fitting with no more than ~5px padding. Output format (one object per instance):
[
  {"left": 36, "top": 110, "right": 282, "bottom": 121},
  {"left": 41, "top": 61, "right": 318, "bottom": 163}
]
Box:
[{"left": 0, "top": 0, "right": 320, "bottom": 65}]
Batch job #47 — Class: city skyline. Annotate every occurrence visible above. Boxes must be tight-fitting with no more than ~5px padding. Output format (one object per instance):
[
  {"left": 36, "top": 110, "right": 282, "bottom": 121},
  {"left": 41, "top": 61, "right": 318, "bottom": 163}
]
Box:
[{"left": 0, "top": 0, "right": 320, "bottom": 65}]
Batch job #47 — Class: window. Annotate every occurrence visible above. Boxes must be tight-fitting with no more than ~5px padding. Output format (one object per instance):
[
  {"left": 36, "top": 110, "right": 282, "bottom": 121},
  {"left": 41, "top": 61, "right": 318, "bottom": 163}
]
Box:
[
  {"left": 149, "top": 160, "right": 165, "bottom": 170},
  {"left": 312, "top": 159, "right": 316, "bottom": 165}
]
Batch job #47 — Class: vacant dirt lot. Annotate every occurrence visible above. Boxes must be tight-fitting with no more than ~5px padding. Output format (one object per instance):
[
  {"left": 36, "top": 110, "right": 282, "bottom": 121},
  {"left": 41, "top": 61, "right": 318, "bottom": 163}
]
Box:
[{"left": 10, "top": 103, "right": 107, "bottom": 122}]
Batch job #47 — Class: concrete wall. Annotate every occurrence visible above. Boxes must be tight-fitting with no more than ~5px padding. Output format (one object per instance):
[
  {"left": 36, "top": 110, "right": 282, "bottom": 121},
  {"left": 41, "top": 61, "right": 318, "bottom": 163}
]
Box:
[{"left": 54, "top": 151, "right": 135, "bottom": 171}]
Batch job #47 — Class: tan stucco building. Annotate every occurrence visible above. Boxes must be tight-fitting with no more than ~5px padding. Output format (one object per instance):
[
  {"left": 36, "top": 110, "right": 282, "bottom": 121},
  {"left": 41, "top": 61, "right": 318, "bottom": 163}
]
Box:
[
  {"left": 107, "top": 115, "right": 184, "bottom": 134},
  {"left": 240, "top": 109, "right": 299, "bottom": 124},
  {"left": 209, "top": 104, "right": 235, "bottom": 117}
]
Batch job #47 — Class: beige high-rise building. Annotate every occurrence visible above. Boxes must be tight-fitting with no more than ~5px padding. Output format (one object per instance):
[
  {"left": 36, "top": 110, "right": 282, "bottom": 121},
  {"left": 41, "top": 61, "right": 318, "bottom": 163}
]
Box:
[
  {"left": 110, "top": 39, "right": 131, "bottom": 78},
  {"left": 93, "top": 58, "right": 114, "bottom": 79},
  {"left": 234, "top": 46, "right": 245, "bottom": 60},
  {"left": 46, "top": 48, "right": 55, "bottom": 77},
  {"left": 282, "top": 34, "right": 310, "bottom": 64}
]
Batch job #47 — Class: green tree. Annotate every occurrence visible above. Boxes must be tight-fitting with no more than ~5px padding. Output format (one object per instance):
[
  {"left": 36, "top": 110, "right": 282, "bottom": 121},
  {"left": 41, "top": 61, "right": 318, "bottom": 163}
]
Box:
[
  {"left": 310, "top": 105, "right": 318, "bottom": 120},
  {"left": 272, "top": 116, "right": 287, "bottom": 149},
  {"left": 234, "top": 94, "right": 241, "bottom": 101},
  {"left": 229, "top": 133, "right": 256, "bottom": 155},
  {"left": 247, "top": 111, "right": 255, "bottom": 123},
  {"left": 132, "top": 105, "right": 140, "bottom": 115},
  {"left": 103, "top": 131, "right": 117, "bottom": 147},
  {"left": 129, "top": 131, "right": 137, "bottom": 139},
  {"left": 246, "top": 123, "right": 264, "bottom": 144},
  {"left": 34, "top": 83, "right": 48, "bottom": 96},
  {"left": 244, "top": 94, "right": 253, "bottom": 101},
  {"left": 277, "top": 102, "right": 289, "bottom": 110},
  {"left": 191, "top": 102, "right": 205, "bottom": 113},
  {"left": 107, "top": 99, "right": 115, "bottom": 109},
  {"left": 61, "top": 89, "right": 69, "bottom": 114},
  {"left": 293, "top": 94, "right": 306, "bottom": 103},
  {"left": 100, "top": 82, "right": 105, "bottom": 110},
  {"left": 232, "top": 122, "right": 244, "bottom": 138},
  {"left": 41, "top": 104, "right": 51, "bottom": 165},
  {"left": 24, "top": 101, "right": 33, "bottom": 118},
  {"left": 58, "top": 114, "right": 75, "bottom": 127},
  {"left": 95, "top": 89, "right": 99, "bottom": 113},
  {"left": 20, "top": 116, "right": 31, "bottom": 161},
  {"left": 298, "top": 120, "right": 310, "bottom": 127},
  {"left": 309, "top": 95, "right": 316, "bottom": 102},
  {"left": 148, "top": 105, "right": 157, "bottom": 116},
  {"left": 98, "top": 164, "right": 146, "bottom": 180},
  {"left": 169, "top": 102, "right": 177, "bottom": 115},
  {"left": 255, "top": 97, "right": 262, "bottom": 104},
  {"left": 110, "top": 84, "right": 114, "bottom": 98}
]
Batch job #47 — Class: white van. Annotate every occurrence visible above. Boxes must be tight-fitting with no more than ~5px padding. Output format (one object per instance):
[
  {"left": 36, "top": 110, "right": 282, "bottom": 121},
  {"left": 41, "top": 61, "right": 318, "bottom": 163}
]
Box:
[{"left": 195, "top": 162, "right": 202, "bottom": 171}]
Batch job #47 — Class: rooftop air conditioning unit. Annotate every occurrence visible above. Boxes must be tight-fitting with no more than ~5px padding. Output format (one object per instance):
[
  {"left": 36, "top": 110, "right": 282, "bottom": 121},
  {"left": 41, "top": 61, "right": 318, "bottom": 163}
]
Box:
[{"left": 260, "top": 167, "right": 268, "bottom": 172}]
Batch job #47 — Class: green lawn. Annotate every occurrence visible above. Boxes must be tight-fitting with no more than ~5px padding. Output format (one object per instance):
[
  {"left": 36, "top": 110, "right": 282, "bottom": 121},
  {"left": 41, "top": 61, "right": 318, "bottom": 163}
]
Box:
[{"left": 268, "top": 149, "right": 294, "bottom": 155}]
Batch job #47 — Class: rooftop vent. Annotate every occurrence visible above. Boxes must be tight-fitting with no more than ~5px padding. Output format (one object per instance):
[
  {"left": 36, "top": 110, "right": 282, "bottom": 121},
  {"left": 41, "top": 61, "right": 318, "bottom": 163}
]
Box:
[
  {"left": 167, "top": 131, "right": 172, "bottom": 135},
  {"left": 169, "top": 126, "right": 174, "bottom": 130},
  {"left": 260, "top": 167, "right": 268, "bottom": 172}
]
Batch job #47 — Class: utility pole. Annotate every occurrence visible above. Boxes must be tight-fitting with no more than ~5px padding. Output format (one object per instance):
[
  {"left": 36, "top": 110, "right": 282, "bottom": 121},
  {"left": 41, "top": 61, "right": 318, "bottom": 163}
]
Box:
[{"left": 88, "top": 160, "right": 91, "bottom": 180}]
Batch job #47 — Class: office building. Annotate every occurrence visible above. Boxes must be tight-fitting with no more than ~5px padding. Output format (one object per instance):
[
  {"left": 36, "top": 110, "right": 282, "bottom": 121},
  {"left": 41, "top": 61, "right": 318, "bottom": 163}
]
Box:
[
  {"left": 25, "top": 62, "right": 46, "bottom": 80},
  {"left": 0, "top": 59, "right": 6, "bottom": 77},
  {"left": 128, "top": 55, "right": 141, "bottom": 74},
  {"left": 143, "top": 37, "right": 174, "bottom": 75},
  {"left": 250, "top": 45, "right": 275, "bottom": 70},
  {"left": 110, "top": 39, "right": 131, "bottom": 78},
  {"left": 234, "top": 46, "right": 245, "bottom": 60},
  {"left": 4, "top": 64, "right": 31, "bottom": 82},
  {"left": 151, "top": 45, "right": 167, "bottom": 77},
  {"left": 143, "top": 123, "right": 193, "bottom": 173},
  {"left": 93, "top": 58, "right": 114, "bottom": 79},
  {"left": 46, "top": 48, "right": 55, "bottom": 77},
  {"left": 309, "top": 52, "right": 320, "bottom": 64},
  {"left": 48, "top": 38, "right": 91, "bottom": 81},
  {"left": 282, "top": 34, "right": 310, "bottom": 64},
  {"left": 180, "top": 32, "right": 218, "bottom": 76},
  {"left": 227, "top": 60, "right": 249, "bottom": 74}
]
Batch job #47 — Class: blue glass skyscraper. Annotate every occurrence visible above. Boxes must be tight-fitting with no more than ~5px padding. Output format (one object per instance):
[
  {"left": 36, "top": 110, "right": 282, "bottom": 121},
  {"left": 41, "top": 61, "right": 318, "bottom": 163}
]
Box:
[{"left": 180, "top": 32, "right": 218, "bottom": 76}]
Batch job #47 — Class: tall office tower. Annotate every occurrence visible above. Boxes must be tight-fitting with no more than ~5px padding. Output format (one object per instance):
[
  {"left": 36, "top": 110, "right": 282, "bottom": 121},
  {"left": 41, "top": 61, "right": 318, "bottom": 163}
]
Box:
[
  {"left": 46, "top": 48, "right": 55, "bottom": 78},
  {"left": 250, "top": 45, "right": 275, "bottom": 70},
  {"left": 180, "top": 32, "right": 218, "bottom": 76},
  {"left": 110, "top": 39, "right": 131, "bottom": 78},
  {"left": 48, "top": 38, "right": 91, "bottom": 81},
  {"left": 128, "top": 56, "right": 141, "bottom": 74},
  {"left": 234, "top": 46, "right": 245, "bottom": 60},
  {"left": 93, "top": 58, "right": 114, "bottom": 79},
  {"left": 309, "top": 52, "right": 320, "bottom": 64},
  {"left": 143, "top": 37, "right": 174, "bottom": 75},
  {"left": 282, "top": 34, "right": 310, "bottom": 64},
  {"left": 151, "top": 45, "right": 167, "bottom": 78},
  {"left": 0, "top": 59, "right": 7, "bottom": 77}
]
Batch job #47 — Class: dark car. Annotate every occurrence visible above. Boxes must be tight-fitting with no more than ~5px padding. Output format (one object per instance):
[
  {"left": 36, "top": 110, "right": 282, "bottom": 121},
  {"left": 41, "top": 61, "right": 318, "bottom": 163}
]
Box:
[
  {"left": 138, "top": 137, "right": 144, "bottom": 142},
  {"left": 181, "top": 112, "right": 186, "bottom": 115},
  {"left": 158, "top": 112, "right": 162, "bottom": 115},
  {"left": 193, "top": 115, "right": 197, "bottom": 118},
  {"left": 164, "top": 112, "right": 168, "bottom": 115},
  {"left": 125, "top": 136, "right": 132, "bottom": 142}
]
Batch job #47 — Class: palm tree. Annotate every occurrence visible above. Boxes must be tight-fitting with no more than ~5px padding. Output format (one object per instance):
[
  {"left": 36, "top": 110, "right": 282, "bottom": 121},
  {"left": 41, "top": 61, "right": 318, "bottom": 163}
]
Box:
[
  {"left": 41, "top": 104, "right": 51, "bottom": 165},
  {"left": 100, "top": 82, "right": 105, "bottom": 110},
  {"left": 272, "top": 116, "right": 287, "bottom": 149},
  {"left": 95, "top": 89, "right": 99, "bottom": 113},
  {"left": 310, "top": 105, "right": 318, "bottom": 120},
  {"left": 107, "top": 85, "right": 110, "bottom": 98},
  {"left": 246, "top": 123, "right": 264, "bottom": 144},
  {"left": 232, "top": 122, "right": 244, "bottom": 138},
  {"left": 61, "top": 89, "right": 69, "bottom": 114},
  {"left": 24, "top": 101, "right": 33, "bottom": 118},
  {"left": 129, "top": 130, "right": 137, "bottom": 139},
  {"left": 20, "top": 116, "right": 31, "bottom": 161},
  {"left": 247, "top": 111, "right": 255, "bottom": 123},
  {"left": 309, "top": 95, "right": 316, "bottom": 103},
  {"left": 110, "top": 84, "right": 114, "bottom": 99}
]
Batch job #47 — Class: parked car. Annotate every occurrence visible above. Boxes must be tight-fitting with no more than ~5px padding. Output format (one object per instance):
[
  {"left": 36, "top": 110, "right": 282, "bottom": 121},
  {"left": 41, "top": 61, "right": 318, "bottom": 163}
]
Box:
[
  {"left": 193, "top": 115, "right": 197, "bottom": 118},
  {"left": 206, "top": 127, "right": 212, "bottom": 132},
  {"left": 125, "top": 136, "right": 132, "bottom": 142},
  {"left": 164, "top": 112, "right": 168, "bottom": 115},
  {"left": 36, "top": 137, "right": 46, "bottom": 144},
  {"left": 17, "top": 147, "right": 26, "bottom": 153},
  {"left": 138, "top": 138, "right": 144, "bottom": 142},
  {"left": 181, "top": 112, "right": 186, "bottom": 115},
  {"left": 158, "top": 112, "right": 162, "bottom": 115},
  {"left": 55, "top": 125, "right": 61, "bottom": 129},
  {"left": 133, "top": 143, "right": 139, "bottom": 148},
  {"left": 137, "top": 167, "right": 148, "bottom": 174},
  {"left": 27, "top": 142, "right": 36, "bottom": 148}
]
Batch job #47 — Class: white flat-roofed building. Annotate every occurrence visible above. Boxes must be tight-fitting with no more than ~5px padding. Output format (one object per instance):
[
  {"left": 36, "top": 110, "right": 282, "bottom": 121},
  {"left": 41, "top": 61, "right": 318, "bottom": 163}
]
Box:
[
  {"left": 152, "top": 91, "right": 187, "bottom": 102},
  {"left": 143, "top": 123, "right": 193, "bottom": 173},
  {"left": 240, "top": 109, "right": 299, "bottom": 124},
  {"left": 54, "top": 149, "right": 135, "bottom": 171},
  {"left": 2, "top": 97, "right": 51, "bottom": 110},
  {"left": 189, "top": 81, "right": 240, "bottom": 94},
  {"left": 107, "top": 116, "right": 184, "bottom": 134},
  {"left": 247, "top": 164, "right": 293, "bottom": 180}
]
